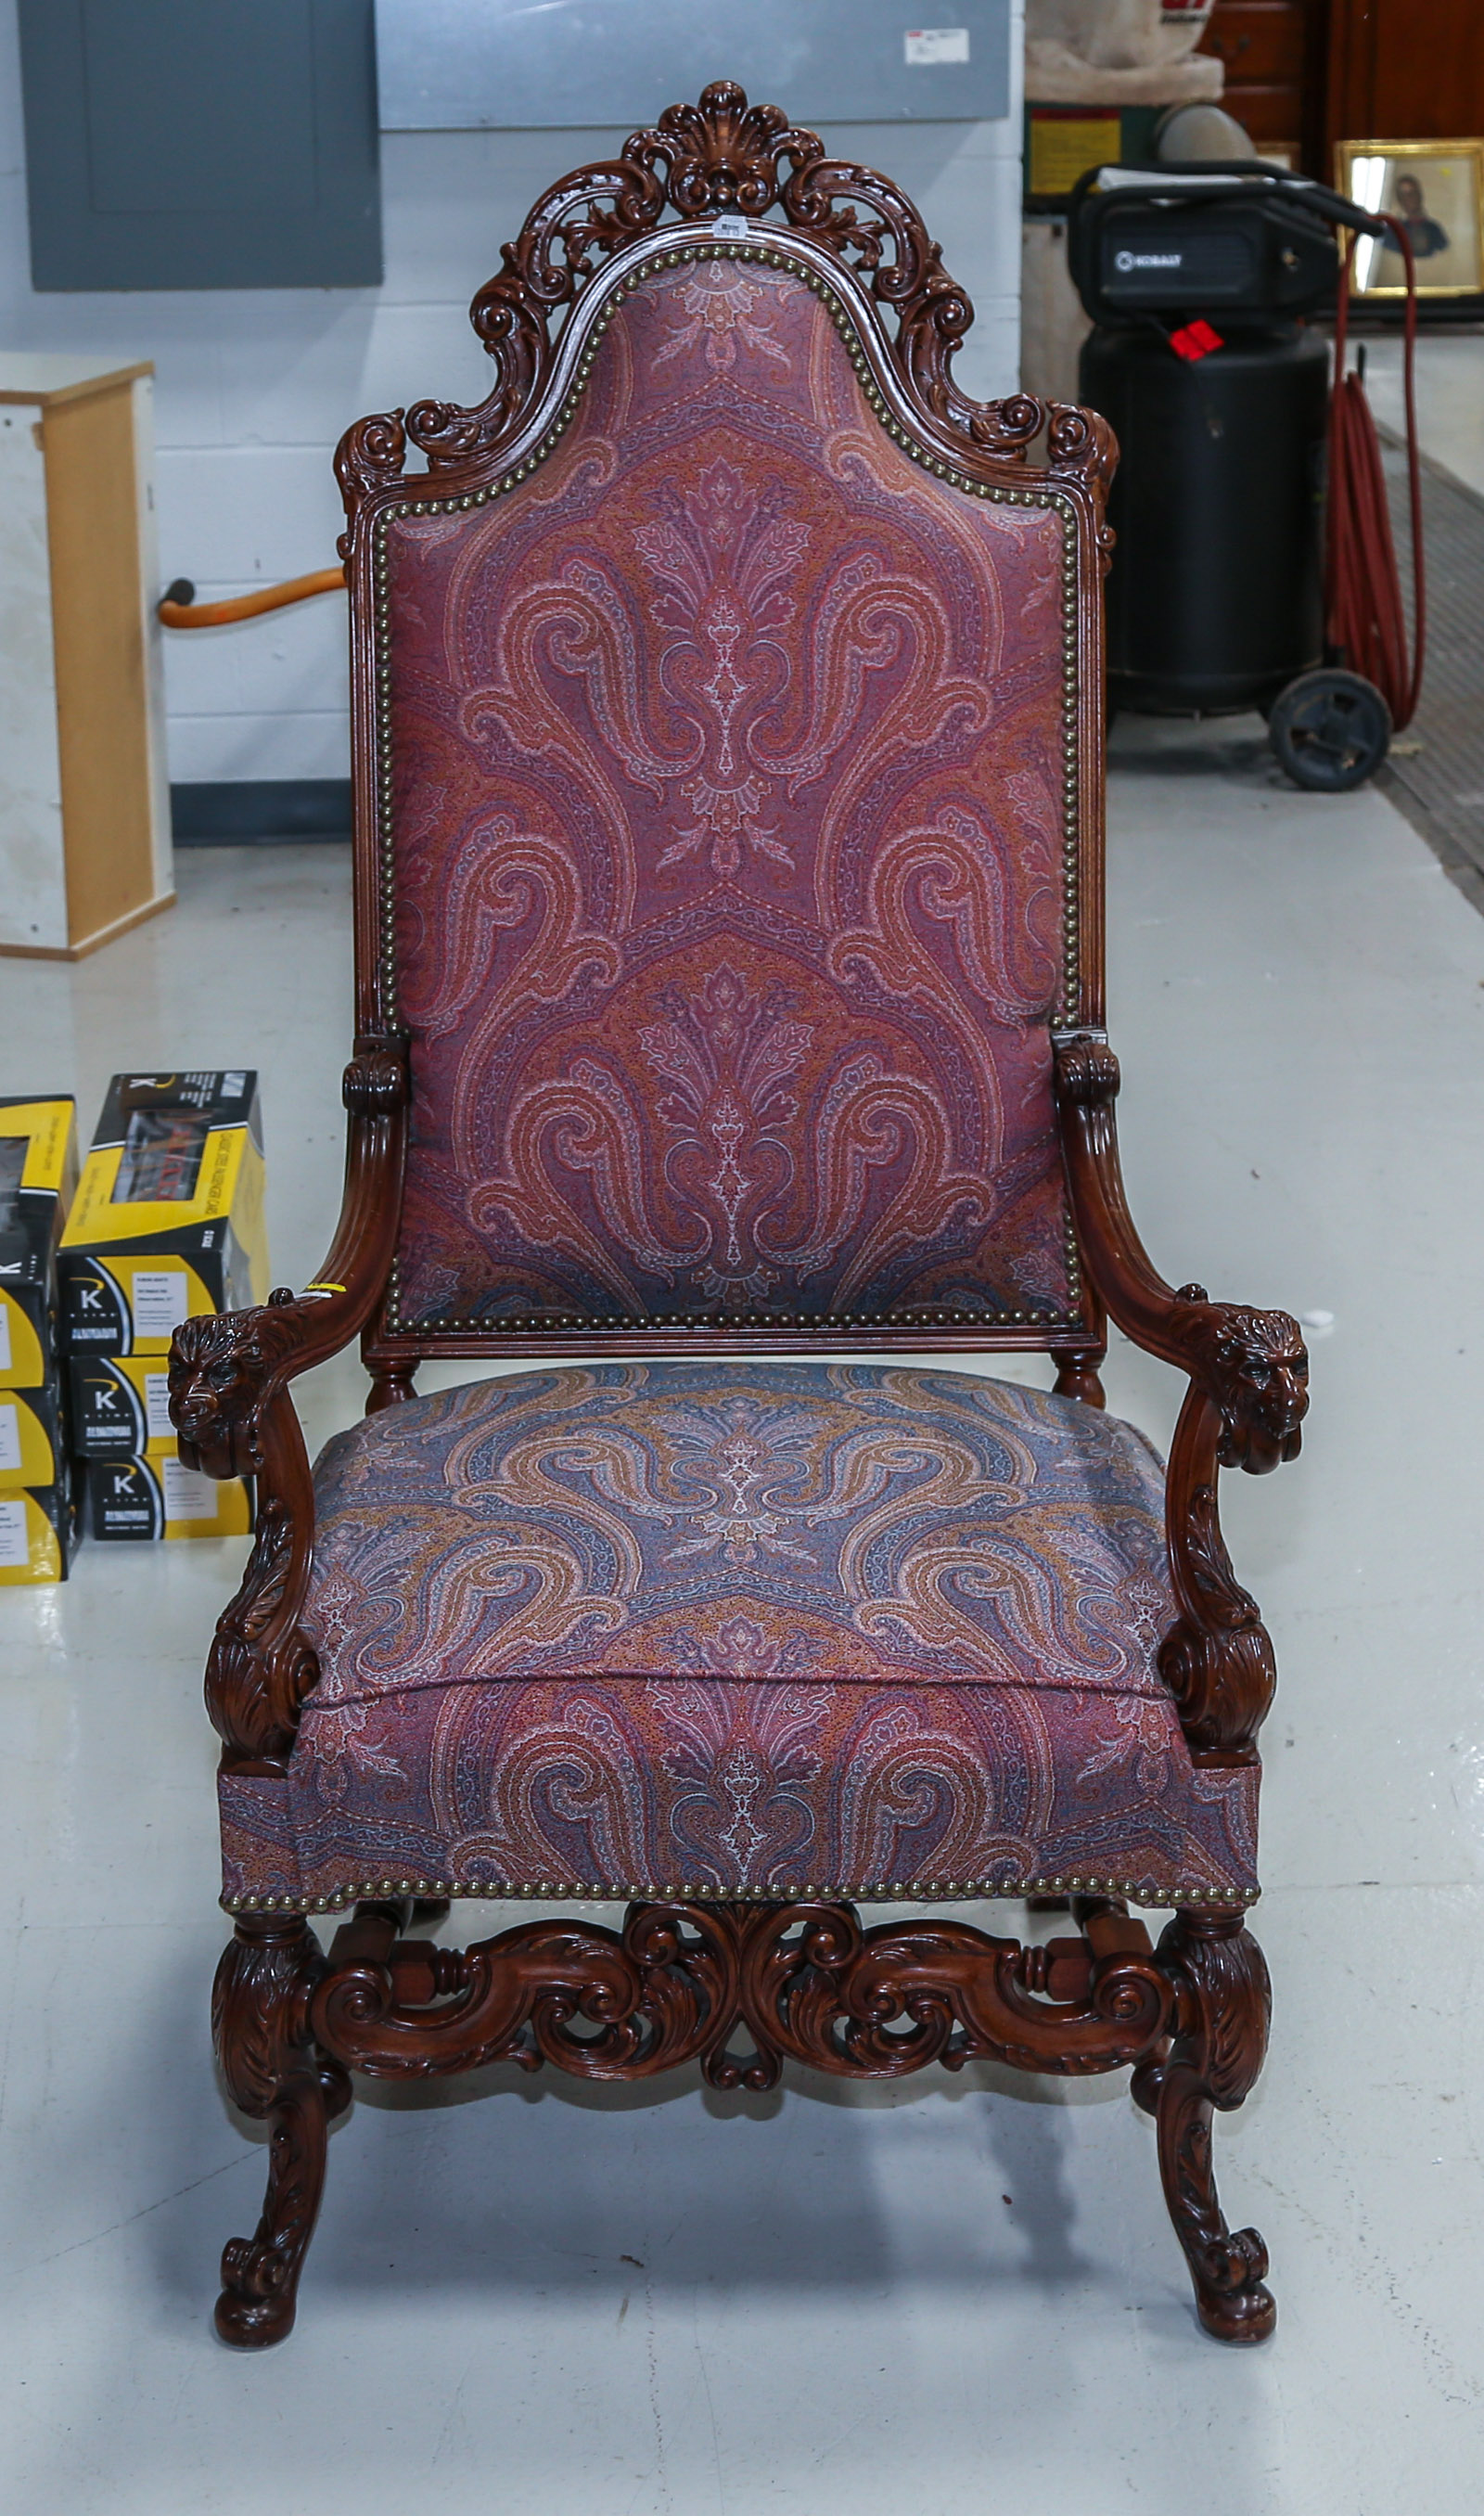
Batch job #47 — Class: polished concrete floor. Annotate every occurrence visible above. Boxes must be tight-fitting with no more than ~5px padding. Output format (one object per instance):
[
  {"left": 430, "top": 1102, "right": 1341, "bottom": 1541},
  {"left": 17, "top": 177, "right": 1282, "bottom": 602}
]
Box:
[
  {"left": 1366, "top": 325, "right": 1484, "bottom": 502},
  {"left": 4, "top": 725, "right": 1484, "bottom": 2513}
]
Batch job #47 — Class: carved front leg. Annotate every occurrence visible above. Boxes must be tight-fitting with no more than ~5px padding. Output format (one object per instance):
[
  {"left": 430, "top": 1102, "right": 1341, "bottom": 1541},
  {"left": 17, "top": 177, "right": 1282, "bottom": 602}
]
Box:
[
  {"left": 1154, "top": 1910, "right": 1274, "bottom": 2343},
  {"left": 212, "top": 1917, "right": 349, "bottom": 2347}
]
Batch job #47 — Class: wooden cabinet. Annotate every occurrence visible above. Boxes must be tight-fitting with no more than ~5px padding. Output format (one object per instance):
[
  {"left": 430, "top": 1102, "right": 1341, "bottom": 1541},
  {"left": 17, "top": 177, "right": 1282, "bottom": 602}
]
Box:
[{"left": 0, "top": 358, "right": 173, "bottom": 958}]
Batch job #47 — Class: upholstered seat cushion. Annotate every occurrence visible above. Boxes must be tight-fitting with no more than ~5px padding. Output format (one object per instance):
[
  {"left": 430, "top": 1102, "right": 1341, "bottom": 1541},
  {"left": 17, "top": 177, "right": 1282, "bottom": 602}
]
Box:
[{"left": 218, "top": 1364, "right": 1259, "bottom": 1911}]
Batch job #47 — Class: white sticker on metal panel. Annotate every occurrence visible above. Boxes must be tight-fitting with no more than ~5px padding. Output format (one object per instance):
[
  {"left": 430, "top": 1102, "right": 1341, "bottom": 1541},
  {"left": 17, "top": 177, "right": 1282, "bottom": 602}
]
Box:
[{"left": 905, "top": 28, "right": 970, "bottom": 64}]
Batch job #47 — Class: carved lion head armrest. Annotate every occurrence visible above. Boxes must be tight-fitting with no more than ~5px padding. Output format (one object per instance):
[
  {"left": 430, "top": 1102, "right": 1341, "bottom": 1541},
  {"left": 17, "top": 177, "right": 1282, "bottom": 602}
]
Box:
[
  {"left": 171, "top": 1291, "right": 328, "bottom": 1481},
  {"left": 1165, "top": 1289, "right": 1309, "bottom": 1475}
]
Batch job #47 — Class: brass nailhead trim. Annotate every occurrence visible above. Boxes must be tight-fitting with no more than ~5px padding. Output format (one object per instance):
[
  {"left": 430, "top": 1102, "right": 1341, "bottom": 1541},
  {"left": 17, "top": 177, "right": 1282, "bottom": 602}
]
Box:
[{"left": 224, "top": 1872, "right": 1260, "bottom": 1918}]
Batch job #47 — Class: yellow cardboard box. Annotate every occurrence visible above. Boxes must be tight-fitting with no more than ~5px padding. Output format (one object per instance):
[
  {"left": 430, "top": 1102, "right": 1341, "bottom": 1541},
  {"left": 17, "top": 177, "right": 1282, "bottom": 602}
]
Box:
[
  {"left": 0, "top": 1382, "right": 64, "bottom": 1488},
  {"left": 58, "top": 1072, "right": 267, "bottom": 1354},
  {"left": 69, "top": 1354, "right": 178, "bottom": 1458},
  {"left": 0, "top": 1477, "right": 78, "bottom": 1584},
  {"left": 0, "top": 1096, "right": 77, "bottom": 1384},
  {"left": 84, "top": 1456, "right": 253, "bottom": 1541}
]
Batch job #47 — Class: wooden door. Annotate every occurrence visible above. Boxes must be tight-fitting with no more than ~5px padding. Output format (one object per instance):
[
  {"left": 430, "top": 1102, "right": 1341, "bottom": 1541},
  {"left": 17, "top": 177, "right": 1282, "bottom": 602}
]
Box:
[
  {"left": 1326, "top": 0, "right": 1484, "bottom": 148},
  {"left": 1199, "top": 1, "right": 1330, "bottom": 171}
]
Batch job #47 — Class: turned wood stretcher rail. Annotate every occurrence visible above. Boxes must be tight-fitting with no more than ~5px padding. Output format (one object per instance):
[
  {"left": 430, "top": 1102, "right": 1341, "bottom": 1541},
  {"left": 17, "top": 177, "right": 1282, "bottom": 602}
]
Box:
[{"left": 158, "top": 567, "right": 346, "bottom": 627}]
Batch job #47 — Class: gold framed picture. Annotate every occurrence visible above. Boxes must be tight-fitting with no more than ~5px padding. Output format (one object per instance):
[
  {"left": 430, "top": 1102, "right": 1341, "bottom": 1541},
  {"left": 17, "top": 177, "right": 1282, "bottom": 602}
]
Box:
[{"left": 1334, "top": 139, "right": 1484, "bottom": 298}]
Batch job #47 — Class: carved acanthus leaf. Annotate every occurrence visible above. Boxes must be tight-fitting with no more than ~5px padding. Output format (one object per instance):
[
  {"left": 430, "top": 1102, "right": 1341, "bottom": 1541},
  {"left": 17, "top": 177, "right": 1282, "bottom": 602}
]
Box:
[
  {"left": 201, "top": 1492, "right": 320, "bottom": 1765},
  {"left": 213, "top": 1919, "right": 327, "bottom": 2117},
  {"left": 1159, "top": 1406, "right": 1280, "bottom": 1759}
]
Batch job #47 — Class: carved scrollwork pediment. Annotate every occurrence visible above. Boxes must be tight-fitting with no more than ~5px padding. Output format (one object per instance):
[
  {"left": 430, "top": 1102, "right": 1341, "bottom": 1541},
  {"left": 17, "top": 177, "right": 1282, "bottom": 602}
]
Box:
[{"left": 336, "top": 80, "right": 1109, "bottom": 526}]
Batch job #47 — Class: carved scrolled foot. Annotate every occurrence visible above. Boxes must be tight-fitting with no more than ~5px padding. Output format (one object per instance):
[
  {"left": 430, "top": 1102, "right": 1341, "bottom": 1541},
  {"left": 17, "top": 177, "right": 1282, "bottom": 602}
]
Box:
[
  {"left": 1154, "top": 1911, "right": 1274, "bottom": 2343},
  {"left": 212, "top": 1917, "right": 339, "bottom": 2349},
  {"left": 215, "top": 2074, "right": 329, "bottom": 2346}
]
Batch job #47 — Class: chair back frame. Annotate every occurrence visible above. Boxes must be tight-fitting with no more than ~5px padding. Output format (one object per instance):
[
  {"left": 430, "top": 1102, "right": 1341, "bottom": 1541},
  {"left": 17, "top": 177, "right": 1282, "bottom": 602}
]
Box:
[{"left": 332, "top": 82, "right": 1117, "bottom": 1385}]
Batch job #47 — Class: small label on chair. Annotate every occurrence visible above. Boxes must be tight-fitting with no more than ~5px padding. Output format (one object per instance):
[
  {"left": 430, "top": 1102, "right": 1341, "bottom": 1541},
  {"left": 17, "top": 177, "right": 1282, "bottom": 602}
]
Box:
[
  {"left": 905, "top": 29, "right": 970, "bottom": 65},
  {"left": 0, "top": 1403, "right": 19, "bottom": 1474},
  {"left": 145, "top": 1371, "right": 173, "bottom": 1442},
  {"left": 132, "top": 1270, "right": 187, "bottom": 1339},
  {"left": 162, "top": 1458, "right": 215, "bottom": 1521},
  {"left": 711, "top": 215, "right": 748, "bottom": 239},
  {"left": 0, "top": 1498, "right": 26, "bottom": 1567}
]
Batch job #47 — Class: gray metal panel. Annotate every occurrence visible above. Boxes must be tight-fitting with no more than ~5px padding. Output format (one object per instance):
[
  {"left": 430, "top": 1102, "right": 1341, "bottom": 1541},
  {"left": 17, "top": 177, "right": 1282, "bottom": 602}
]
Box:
[
  {"left": 376, "top": 0, "right": 1010, "bottom": 130},
  {"left": 19, "top": 0, "right": 382, "bottom": 291}
]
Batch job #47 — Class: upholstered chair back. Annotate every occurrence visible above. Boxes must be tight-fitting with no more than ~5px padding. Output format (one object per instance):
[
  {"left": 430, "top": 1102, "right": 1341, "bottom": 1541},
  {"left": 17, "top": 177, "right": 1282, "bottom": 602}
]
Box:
[{"left": 337, "top": 90, "right": 1111, "bottom": 1370}]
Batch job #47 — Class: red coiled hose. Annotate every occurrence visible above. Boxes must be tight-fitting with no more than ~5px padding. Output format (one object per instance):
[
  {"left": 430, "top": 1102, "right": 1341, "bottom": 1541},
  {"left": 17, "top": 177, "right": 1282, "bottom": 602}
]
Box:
[{"left": 1326, "top": 218, "right": 1426, "bottom": 730}]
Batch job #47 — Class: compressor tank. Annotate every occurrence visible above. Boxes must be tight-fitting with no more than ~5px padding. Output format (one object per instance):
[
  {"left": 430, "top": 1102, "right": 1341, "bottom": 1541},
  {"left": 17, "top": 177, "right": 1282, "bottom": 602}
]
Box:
[{"left": 1080, "top": 322, "right": 1330, "bottom": 714}]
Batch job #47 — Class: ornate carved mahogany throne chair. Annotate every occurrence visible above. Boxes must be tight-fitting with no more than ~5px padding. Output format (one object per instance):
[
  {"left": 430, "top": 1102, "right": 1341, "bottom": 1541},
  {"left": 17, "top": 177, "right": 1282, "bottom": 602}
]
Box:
[{"left": 171, "top": 83, "right": 1309, "bottom": 2349}]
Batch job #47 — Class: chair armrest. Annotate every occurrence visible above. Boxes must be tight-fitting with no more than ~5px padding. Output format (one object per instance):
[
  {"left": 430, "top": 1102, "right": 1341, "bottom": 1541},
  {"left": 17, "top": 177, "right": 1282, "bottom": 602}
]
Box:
[
  {"left": 1054, "top": 1035, "right": 1309, "bottom": 1472},
  {"left": 166, "top": 1033, "right": 408, "bottom": 1769},
  {"left": 168, "top": 1033, "right": 408, "bottom": 1478},
  {"left": 1054, "top": 1034, "right": 1310, "bottom": 1766}
]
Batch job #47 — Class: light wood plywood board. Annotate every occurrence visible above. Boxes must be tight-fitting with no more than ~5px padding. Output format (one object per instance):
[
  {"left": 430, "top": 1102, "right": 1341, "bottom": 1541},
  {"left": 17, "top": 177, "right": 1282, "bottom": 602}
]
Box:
[
  {"left": 0, "top": 400, "right": 68, "bottom": 950},
  {"left": 0, "top": 359, "right": 172, "bottom": 956}
]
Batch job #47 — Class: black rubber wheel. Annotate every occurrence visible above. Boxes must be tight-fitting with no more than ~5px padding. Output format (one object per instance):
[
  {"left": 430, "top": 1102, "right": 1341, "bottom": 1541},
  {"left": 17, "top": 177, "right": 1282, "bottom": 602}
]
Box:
[{"left": 1268, "top": 669, "right": 1391, "bottom": 792}]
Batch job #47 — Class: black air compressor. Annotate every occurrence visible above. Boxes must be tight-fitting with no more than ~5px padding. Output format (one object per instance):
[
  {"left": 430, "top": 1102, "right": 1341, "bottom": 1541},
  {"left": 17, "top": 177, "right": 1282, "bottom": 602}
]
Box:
[
  {"left": 1071, "top": 172, "right": 1336, "bottom": 718},
  {"left": 1068, "top": 167, "right": 1420, "bottom": 789}
]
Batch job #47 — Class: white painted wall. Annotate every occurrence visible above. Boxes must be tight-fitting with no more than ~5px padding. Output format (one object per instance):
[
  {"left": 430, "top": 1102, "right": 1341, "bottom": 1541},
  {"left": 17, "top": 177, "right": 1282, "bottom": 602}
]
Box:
[{"left": 0, "top": 1, "right": 1024, "bottom": 786}]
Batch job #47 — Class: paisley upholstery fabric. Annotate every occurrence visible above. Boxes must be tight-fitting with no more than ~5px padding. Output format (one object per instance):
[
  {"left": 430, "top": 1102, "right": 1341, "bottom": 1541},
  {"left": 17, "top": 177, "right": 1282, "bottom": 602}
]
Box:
[
  {"left": 217, "top": 1366, "right": 1260, "bottom": 1910},
  {"left": 381, "top": 256, "right": 1077, "bottom": 1335}
]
